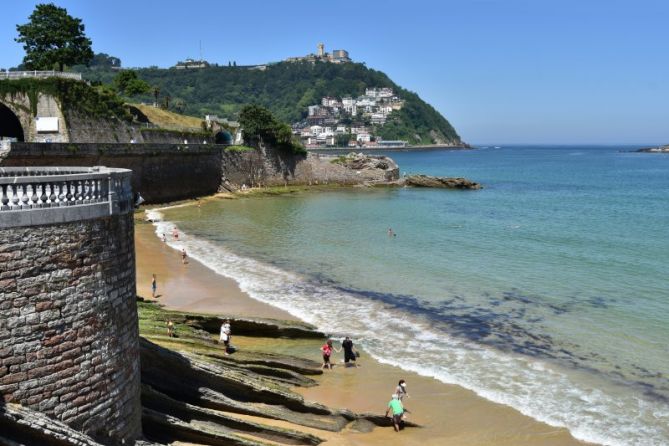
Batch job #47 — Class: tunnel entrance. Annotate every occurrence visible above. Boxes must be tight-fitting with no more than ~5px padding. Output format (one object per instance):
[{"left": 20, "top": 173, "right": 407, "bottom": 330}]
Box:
[{"left": 0, "top": 103, "right": 25, "bottom": 142}]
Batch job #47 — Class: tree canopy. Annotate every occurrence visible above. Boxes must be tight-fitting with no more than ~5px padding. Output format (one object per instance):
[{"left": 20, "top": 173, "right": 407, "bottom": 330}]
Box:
[
  {"left": 15, "top": 3, "right": 94, "bottom": 71},
  {"left": 239, "top": 105, "right": 304, "bottom": 154},
  {"left": 113, "top": 70, "right": 152, "bottom": 97}
]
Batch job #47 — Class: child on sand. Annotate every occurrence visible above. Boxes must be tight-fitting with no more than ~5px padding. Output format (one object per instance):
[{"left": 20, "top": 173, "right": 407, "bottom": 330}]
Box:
[
  {"left": 151, "top": 274, "right": 157, "bottom": 298},
  {"left": 166, "top": 320, "right": 174, "bottom": 337}
]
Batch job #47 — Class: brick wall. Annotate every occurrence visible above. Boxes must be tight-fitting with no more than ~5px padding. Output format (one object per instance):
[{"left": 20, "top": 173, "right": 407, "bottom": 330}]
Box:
[{"left": 0, "top": 212, "right": 141, "bottom": 445}]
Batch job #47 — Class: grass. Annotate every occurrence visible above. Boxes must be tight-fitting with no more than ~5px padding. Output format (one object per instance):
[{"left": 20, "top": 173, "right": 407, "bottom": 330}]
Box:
[
  {"left": 330, "top": 155, "right": 347, "bottom": 164},
  {"left": 132, "top": 103, "right": 205, "bottom": 130}
]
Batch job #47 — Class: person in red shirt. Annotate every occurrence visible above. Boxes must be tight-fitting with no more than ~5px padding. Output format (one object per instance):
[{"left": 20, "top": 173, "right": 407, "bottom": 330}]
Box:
[{"left": 320, "top": 339, "right": 334, "bottom": 370}]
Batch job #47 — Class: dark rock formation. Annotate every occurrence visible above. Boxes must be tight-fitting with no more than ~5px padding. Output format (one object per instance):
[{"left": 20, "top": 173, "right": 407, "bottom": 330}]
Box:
[
  {"left": 0, "top": 402, "right": 106, "bottom": 446},
  {"left": 399, "top": 174, "right": 481, "bottom": 189},
  {"left": 637, "top": 144, "right": 669, "bottom": 153}
]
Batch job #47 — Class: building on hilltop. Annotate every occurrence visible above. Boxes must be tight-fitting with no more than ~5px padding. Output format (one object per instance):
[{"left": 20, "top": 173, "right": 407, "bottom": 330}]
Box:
[
  {"left": 175, "top": 58, "right": 210, "bottom": 69},
  {"left": 285, "top": 43, "right": 351, "bottom": 64}
]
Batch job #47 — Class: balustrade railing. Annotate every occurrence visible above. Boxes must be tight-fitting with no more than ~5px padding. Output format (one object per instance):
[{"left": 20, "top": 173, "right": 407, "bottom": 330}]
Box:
[
  {"left": 0, "top": 166, "right": 133, "bottom": 227},
  {"left": 0, "top": 70, "right": 82, "bottom": 81}
]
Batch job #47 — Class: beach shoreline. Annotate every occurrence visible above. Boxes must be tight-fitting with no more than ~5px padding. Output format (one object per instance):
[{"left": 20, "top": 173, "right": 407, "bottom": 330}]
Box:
[{"left": 135, "top": 199, "right": 591, "bottom": 446}]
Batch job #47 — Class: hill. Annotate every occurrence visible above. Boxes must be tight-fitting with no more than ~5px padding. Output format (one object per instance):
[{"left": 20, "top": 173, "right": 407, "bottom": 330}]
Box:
[
  {"left": 130, "top": 103, "right": 204, "bottom": 130},
  {"left": 82, "top": 62, "right": 461, "bottom": 145}
]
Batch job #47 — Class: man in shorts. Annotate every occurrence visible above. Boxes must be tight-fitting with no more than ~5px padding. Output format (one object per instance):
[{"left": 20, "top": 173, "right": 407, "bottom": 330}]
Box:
[{"left": 385, "top": 394, "right": 404, "bottom": 432}]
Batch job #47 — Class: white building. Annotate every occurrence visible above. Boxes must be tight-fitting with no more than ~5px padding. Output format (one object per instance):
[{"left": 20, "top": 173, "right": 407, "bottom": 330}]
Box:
[
  {"left": 365, "top": 87, "right": 393, "bottom": 98},
  {"left": 310, "top": 125, "right": 323, "bottom": 136},
  {"left": 356, "top": 133, "right": 372, "bottom": 143},
  {"left": 371, "top": 113, "right": 386, "bottom": 125}
]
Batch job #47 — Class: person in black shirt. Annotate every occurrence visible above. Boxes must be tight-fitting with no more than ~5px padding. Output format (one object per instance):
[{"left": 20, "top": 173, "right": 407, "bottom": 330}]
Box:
[{"left": 341, "top": 336, "right": 359, "bottom": 367}]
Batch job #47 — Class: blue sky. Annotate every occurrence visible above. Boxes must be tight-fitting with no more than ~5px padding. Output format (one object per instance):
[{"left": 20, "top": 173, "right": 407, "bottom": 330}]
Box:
[{"left": 2, "top": 0, "right": 668, "bottom": 144}]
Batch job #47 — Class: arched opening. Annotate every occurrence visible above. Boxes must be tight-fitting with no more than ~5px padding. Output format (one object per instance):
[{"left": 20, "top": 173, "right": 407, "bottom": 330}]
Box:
[
  {"left": 0, "top": 103, "right": 24, "bottom": 142},
  {"left": 215, "top": 130, "right": 233, "bottom": 145}
]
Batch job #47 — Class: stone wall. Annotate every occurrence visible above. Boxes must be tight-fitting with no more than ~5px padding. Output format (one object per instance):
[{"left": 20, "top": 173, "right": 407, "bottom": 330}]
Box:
[
  {"left": 0, "top": 92, "right": 69, "bottom": 143},
  {"left": 0, "top": 212, "right": 141, "bottom": 445},
  {"left": 2, "top": 143, "right": 223, "bottom": 203},
  {"left": 1, "top": 143, "right": 400, "bottom": 203},
  {"left": 220, "top": 147, "right": 399, "bottom": 189}
]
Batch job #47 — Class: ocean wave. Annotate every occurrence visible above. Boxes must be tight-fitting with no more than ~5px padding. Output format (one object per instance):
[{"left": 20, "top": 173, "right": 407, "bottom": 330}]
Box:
[{"left": 146, "top": 208, "right": 669, "bottom": 446}]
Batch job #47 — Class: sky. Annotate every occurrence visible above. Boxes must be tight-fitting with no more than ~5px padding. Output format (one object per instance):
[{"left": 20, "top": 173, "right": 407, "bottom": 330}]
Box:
[{"left": 2, "top": 0, "right": 669, "bottom": 145}]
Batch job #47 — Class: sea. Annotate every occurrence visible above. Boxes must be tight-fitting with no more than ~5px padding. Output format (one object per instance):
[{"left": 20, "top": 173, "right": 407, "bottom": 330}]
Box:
[{"left": 149, "top": 145, "right": 669, "bottom": 446}]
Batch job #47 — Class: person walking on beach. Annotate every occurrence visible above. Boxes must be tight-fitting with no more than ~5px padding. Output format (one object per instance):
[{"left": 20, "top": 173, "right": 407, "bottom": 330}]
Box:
[
  {"left": 395, "top": 379, "right": 409, "bottom": 401},
  {"left": 341, "top": 336, "right": 359, "bottom": 367},
  {"left": 395, "top": 379, "right": 410, "bottom": 413},
  {"left": 162, "top": 233, "right": 167, "bottom": 243},
  {"left": 385, "top": 394, "right": 404, "bottom": 432},
  {"left": 181, "top": 249, "right": 188, "bottom": 264},
  {"left": 321, "top": 339, "right": 334, "bottom": 369},
  {"left": 151, "top": 274, "right": 157, "bottom": 298},
  {"left": 166, "top": 319, "right": 175, "bottom": 337},
  {"left": 220, "top": 320, "right": 231, "bottom": 354}
]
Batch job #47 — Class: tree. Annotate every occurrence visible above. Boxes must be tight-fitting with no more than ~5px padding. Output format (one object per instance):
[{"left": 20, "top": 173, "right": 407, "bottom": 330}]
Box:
[
  {"left": 153, "top": 86, "right": 160, "bottom": 106},
  {"left": 90, "top": 52, "right": 121, "bottom": 69},
  {"left": 238, "top": 105, "right": 278, "bottom": 145},
  {"left": 15, "top": 3, "right": 94, "bottom": 71},
  {"left": 238, "top": 105, "right": 304, "bottom": 154},
  {"left": 336, "top": 133, "right": 352, "bottom": 147},
  {"left": 113, "top": 70, "right": 152, "bottom": 96}
]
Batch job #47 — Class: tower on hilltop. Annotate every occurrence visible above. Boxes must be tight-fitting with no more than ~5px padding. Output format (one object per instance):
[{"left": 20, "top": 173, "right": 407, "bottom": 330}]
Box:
[{"left": 317, "top": 43, "right": 325, "bottom": 57}]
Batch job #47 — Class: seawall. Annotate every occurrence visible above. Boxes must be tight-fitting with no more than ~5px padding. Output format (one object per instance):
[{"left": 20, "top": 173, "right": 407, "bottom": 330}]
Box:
[
  {"left": 1, "top": 143, "right": 400, "bottom": 204},
  {"left": 2, "top": 142, "right": 223, "bottom": 203},
  {"left": 0, "top": 167, "right": 141, "bottom": 445}
]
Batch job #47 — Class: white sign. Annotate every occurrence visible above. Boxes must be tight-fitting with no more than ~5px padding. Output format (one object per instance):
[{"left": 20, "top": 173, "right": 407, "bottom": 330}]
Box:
[{"left": 35, "top": 117, "right": 59, "bottom": 132}]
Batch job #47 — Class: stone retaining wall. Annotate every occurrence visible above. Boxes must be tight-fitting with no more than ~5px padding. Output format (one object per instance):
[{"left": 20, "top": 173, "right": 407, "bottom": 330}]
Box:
[
  {"left": 2, "top": 143, "right": 400, "bottom": 203},
  {"left": 2, "top": 143, "right": 223, "bottom": 203},
  {"left": 0, "top": 212, "right": 141, "bottom": 445}
]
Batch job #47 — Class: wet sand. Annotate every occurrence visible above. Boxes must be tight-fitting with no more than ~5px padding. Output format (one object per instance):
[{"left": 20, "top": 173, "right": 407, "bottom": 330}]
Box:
[{"left": 135, "top": 209, "right": 591, "bottom": 446}]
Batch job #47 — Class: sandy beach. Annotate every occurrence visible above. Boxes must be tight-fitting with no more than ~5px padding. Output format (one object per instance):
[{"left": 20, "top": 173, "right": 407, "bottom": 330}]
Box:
[{"left": 135, "top": 207, "right": 590, "bottom": 446}]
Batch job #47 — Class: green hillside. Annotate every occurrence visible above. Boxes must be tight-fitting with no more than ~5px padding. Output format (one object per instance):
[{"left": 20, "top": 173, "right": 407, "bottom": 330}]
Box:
[{"left": 82, "top": 61, "right": 461, "bottom": 145}]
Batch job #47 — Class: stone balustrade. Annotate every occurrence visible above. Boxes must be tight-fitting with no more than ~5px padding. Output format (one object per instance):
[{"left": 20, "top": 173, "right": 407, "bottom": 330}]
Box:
[
  {"left": 0, "top": 70, "right": 82, "bottom": 81},
  {"left": 0, "top": 166, "right": 132, "bottom": 228}
]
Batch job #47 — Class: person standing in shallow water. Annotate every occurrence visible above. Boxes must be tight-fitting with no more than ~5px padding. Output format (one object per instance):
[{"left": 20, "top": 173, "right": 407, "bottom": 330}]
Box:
[
  {"left": 320, "top": 339, "right": 334, "bottom": 369},
  {"left": 341, "top": 336, "right": 359, "bottom": 367}
]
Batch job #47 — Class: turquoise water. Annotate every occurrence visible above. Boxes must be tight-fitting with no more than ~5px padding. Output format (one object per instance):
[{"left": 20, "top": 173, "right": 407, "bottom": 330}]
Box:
[{"left": 152, "top": 146, "right": 669, "bottom": 445}]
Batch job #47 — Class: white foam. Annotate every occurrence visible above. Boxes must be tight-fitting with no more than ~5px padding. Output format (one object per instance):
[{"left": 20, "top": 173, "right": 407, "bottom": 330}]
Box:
[{"left": 146, "top": 208, "right": 669, "bottom": 446}]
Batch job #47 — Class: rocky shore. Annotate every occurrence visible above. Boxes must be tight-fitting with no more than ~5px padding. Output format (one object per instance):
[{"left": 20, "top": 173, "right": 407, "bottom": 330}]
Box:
[
  {"left": 1, "top": 300, "right": 418, "bottom": 446},
  {"left": 317, "top": 152, "right": 481, "bottom": 189}
]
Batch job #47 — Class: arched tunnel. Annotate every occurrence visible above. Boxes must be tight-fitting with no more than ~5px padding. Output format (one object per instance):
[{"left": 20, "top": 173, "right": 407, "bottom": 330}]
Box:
[{"left": 0, "top": 102, "right": 25, "bottom": 142}]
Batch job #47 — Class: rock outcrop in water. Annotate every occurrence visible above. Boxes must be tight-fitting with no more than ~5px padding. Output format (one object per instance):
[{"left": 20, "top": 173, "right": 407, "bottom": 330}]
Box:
[
  {"left": 637, "top": 144, "right": 669, "bottom": 153},
  {"left": 395, "top": 174, "right": 481, "bottom": 189}
]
